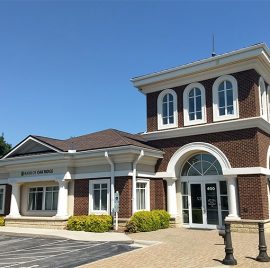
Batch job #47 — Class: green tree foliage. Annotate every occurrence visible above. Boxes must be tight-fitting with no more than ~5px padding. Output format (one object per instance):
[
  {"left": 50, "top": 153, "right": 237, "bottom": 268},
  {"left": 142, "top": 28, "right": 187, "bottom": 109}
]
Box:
[{"left": 0, "top": 134, "right": 12, "bottom": 157}]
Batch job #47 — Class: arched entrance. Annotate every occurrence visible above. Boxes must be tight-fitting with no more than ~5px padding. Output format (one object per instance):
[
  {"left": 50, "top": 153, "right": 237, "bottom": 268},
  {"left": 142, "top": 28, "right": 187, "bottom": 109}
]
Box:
[{"left": 180, "top": 153, "right": 229, "bottom": 229}]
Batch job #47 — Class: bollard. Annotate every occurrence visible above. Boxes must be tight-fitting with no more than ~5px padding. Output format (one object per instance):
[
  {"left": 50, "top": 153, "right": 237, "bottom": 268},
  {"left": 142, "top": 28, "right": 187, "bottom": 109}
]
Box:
[
  {"left": 256, "top": 222, "right": 270, "bottom": 262},
  {"left": 222, "top": 223, "right": 237, "bottom": 265}
]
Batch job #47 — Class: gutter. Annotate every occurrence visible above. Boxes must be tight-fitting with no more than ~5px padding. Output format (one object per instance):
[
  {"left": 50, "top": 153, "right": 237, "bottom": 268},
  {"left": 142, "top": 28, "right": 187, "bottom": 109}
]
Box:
[
  {"left": 132, "top": 150, "right": 144, "bottom": 214},
  {"left": 105, "top": 151, "right": 115, "bottom": 215}
]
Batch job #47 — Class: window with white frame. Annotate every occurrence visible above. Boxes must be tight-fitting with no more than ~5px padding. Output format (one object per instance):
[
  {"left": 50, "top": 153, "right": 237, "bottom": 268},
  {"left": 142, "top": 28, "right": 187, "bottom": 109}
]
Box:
[
  {"left": 157, "top": 89, "right": 178, "bottom": 130},
  {"left": 0, "top": 186, "right": 6, "bottom": 214},
  {"left": 212, "top": 75, "right": 239, "bottom": 121},
  {"left": 259, "top": 77, "right": 267, "bottom": 120},
  {"left": 183, "top": 83, "right": 206, "bottom": 126},
  {"left": 136, "top": 179, "right": 150, "bottom": 211},
  {"left": 89, "top": 179, "right": 110, "bottom": 214},
  {"left": 28, "top": 186, "right": 59, "bottom": 211}
]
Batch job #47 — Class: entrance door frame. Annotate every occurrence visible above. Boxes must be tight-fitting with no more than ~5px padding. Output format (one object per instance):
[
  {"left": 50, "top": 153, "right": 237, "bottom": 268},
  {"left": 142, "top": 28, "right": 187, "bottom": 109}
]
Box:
[{"left": 181, "top": 175, "right": 225, "bottom": 230}]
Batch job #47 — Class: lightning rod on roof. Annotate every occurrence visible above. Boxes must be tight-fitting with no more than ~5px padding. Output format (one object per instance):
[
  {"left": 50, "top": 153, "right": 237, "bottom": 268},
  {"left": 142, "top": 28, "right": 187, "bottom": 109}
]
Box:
[{"left": 212, "top": 34, "right": 216, "bottom": 57}]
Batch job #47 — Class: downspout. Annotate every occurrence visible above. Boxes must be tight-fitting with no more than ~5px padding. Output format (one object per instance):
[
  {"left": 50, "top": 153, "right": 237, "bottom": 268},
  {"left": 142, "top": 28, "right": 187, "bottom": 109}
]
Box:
[
  {"left": 132, "top": 150, "right": 144, "bottom": 215},
  {"left": 105, "top": 151, "right": 115, "bottom": 215}
]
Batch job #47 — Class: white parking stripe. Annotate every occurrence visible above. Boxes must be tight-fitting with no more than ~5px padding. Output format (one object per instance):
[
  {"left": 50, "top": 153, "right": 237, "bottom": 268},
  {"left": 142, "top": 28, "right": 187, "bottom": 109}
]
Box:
[
  {"left": 0, "top": 237, "right": 34, "bottom": 245},
  {"left": 2, "top": 241, "right": 110, "bottom": 268},
  {"left": 0, "top": 239, "right": 69, "bottom": 255}
]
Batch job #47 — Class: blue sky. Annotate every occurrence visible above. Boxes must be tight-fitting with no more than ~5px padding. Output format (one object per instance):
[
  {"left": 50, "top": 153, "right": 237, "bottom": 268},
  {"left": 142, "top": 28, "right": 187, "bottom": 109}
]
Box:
[{"left": 1, "top": 0, "right": 270, "bottom": 146}]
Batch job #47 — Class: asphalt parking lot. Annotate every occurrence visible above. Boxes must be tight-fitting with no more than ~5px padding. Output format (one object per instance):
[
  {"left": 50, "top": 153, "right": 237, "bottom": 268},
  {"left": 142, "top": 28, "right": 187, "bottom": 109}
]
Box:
[{"left": 0, "top": 234, "right": 137, "bottom": 268}]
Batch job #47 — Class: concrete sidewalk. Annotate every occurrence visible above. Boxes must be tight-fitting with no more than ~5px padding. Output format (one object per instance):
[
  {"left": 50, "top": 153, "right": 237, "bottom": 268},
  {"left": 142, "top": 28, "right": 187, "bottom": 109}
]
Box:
[{"left": 0, "top": 226, "right": 132, "bottom": 242}]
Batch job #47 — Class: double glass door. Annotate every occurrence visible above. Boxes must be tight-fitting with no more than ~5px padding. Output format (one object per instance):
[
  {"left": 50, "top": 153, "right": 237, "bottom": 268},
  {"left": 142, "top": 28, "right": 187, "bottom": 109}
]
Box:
[{"left": 182, "top": 180, "right": 229, "bottom": 229}]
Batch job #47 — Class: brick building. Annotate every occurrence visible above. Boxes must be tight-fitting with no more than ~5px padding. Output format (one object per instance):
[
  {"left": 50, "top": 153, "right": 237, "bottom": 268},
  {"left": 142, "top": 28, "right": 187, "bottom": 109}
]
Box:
[{"left": 0, "top": 43, "right": 270, "bottom": 231}]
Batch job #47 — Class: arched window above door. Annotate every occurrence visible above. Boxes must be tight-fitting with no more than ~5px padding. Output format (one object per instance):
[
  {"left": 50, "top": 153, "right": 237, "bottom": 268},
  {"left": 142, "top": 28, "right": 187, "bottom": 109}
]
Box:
[{"left": 181, "top": 153, "right": 222, "bottom": 176}]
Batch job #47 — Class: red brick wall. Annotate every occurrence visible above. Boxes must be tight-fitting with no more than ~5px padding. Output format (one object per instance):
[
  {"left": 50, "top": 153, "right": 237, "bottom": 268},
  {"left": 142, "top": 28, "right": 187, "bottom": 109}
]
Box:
[
  {"left": 150, "top": 179, "right": 166, "bottom": 210},
  {"left": 115, "top": 177, "right": 132, "bottom": 218},
  {"left": 149, "top": 128, "right": 262, "bottom": 172},
  {"left": 146, "top": 69, "right": 260, "bottom": 132},
  {"left": 74, "top": 179, "right": 89, "bottom": 216},
  {"left": 237, "top": 174, "right": 269, "bottom": 220}
]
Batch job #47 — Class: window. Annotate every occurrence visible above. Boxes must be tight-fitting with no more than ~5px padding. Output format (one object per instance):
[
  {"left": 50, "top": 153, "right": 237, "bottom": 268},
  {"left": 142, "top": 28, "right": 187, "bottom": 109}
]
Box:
[
  {"left": 0, "top": 186, "right": 6, "bottom": 214},
  {"left": 157, "top": 89, "right": 178, "bottom": 130},
  {"left": 268, "top": 86, "right": 270, "bottom": 122},
  {"left": 212, "top": 75, "right": 239, "bottom": 121},
  {"left": 219, "top": 181, "right": 229, "bottom": 225},
  {"left": 89, "top": 179, "right": 110, "bottom": 214},
  {"left": 136, "top": 179, "right": 150, "bottom": 211},
  {"left": 183, "top": 83, "right": 206, "bottom": 126},
  {"left": 28, "top": 186, "right": 59, "bottom": 211},
  {"left": 259, "top": 77, "right": 267, "bottom": 120},
  {"left": 181, "top": 153, "right": 222, "bottom": 176},
  {"left": 181, "top": 182, "right": 189, "bottom": 223}
]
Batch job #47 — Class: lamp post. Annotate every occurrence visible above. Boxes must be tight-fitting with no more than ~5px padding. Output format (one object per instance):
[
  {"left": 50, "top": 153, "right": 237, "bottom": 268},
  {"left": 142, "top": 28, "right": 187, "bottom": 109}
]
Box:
[{"left": 256, "top": 222, "right": 270, "bottom": 262}]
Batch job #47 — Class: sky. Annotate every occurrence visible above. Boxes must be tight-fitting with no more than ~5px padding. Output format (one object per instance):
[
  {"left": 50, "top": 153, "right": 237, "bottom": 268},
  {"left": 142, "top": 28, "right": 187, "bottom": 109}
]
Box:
[{"left": 1, "top": 0, "right": 270, "bottom": 147}]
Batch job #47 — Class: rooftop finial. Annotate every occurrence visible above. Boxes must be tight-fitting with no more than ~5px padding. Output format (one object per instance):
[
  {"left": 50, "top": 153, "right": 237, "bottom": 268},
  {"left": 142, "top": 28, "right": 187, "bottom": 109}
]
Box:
[{"left": 212, "top": 34, "right": 216, "bottom": 57}]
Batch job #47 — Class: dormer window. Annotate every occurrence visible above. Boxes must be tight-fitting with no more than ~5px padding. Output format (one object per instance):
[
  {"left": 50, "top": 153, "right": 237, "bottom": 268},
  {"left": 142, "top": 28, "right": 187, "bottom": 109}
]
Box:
[
  {"left": 157, "top": 89, "right": 178, "bottom": 130},
  {"left": 259, "top": 77, "right": 267, "bottom": 120},
  {"left": 183, "top": 83, "right": 206, "bottom": 126},
  {"left": 212, "top": 75, "right": 239, "bottom": 121}
]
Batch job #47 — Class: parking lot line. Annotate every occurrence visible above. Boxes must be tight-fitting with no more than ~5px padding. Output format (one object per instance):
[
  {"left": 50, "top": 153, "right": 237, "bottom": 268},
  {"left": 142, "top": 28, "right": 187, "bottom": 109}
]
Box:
[{"left": 2, "top": 241, "right": 110, "bottom": 268}]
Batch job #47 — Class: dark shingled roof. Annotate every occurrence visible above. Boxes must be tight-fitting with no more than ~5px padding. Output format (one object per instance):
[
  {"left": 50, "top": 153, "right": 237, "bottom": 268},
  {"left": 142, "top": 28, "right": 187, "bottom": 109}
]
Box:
[{"left": 32, "top": 129, "right": 159, "bottom": 152}]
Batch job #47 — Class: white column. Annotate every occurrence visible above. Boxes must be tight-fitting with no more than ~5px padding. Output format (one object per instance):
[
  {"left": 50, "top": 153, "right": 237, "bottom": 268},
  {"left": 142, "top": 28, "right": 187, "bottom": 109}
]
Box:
[
  {"left": 56, "top": 180, "right": 69, "bottom": 218},
  {"left": 8, "top": 183, "right": 21, "bottom": 218},
  {"left": 225, "top": 176, "right": 240, "bottom": 220},
  {"left": 166, "top": 178, "right": 177, "bottom": 218}
]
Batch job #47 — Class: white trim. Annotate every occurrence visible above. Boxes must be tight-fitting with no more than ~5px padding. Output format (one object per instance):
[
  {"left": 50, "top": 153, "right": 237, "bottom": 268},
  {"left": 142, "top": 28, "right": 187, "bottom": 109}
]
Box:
[
  {"left": 166, "top": 142, "right": 231, "bottom": 178},
  {"left": 142, "top": 116, "right": 269, "bottom": 141},
  {"left": 2, "top": 136, "right": 61, "bottom": 159},
  {"left": 0, "top": 185, "right": 6, "bottom": 214},
  {"left": 89, "top": 179, "right": 110, "bottom": 215},
  {"left": 267, "top": 85, "right": 270, "bottom": 123},
  {"left": 212, "top": 75, "right": 239, "bottom": 122},
  {"left": 259, "top": 77, "right": 268, "bottom": 121},
  {"left": 157, "top": 89, "right": 178, "bottom": 130},
  {"left": 136, "top": 178, "right": 150, "bottom": 212},
  {"left": 131, "top": 43, "right": 270, "bottom": 90},
  {"left": 183, "top": 83, "right": 207, "bottom": 126}
]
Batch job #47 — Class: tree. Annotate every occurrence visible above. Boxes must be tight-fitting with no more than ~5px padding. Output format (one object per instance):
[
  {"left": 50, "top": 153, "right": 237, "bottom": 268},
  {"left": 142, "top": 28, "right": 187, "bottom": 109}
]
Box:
[{"left": 0, "top": 133, "right": 12, "bottom": 157}]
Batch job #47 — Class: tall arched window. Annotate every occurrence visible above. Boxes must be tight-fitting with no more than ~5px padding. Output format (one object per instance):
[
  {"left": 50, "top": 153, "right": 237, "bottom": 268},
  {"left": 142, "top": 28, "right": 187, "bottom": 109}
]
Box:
[
  {"left": 181, "top": 153, "right": 222, "bottom": 176},
  {"left": 259, "top": 77, "right": 267, "bottom": 120},
  {"left": 157, "top": 89, "right": 178, "bottom": 130},
  {"left": 183, "top": 83, "right": 206, "bottom": 126},
  {"left": 268, "top": 85, "right": 270, "bottom": 122},
  {"left": 212, "top": 75, "right": 239, "bottom": 121}
]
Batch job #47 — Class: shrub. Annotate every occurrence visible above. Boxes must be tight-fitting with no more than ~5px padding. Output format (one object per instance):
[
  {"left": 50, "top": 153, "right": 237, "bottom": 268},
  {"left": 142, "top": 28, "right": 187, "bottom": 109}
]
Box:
[
  {"left": 126, "top": 210, "right": 170, "bottom": 233},
  {"left": 67, "top": 215, "right": 112, "bottom": 233},
  {"left": 0, "top": 216, "right": 4, "bottom": 226},
  {"left": 151, "top": 210, "right": 170, "bottom": 229}
]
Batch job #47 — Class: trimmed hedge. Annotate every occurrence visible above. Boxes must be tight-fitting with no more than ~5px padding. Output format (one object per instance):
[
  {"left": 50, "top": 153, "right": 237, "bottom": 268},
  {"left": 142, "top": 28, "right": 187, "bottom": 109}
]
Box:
[
  {"left": 126, "top": 210, "right": 170, "bottom": 233},
  {"left": 67, "top": 215, "right": 112, "bottom": 233},
  {"left": 0, "top": 216, "right": 4, "bottom": 226}
]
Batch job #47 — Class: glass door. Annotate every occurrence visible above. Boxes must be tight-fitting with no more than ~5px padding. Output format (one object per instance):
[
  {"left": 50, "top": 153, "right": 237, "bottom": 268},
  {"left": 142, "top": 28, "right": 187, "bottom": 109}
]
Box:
[
  {"left": 204, "top": 183, "right": 219, "bottom": 227},
  {"left": 190, "top": 183, "right": 204, "bottom": 227}
]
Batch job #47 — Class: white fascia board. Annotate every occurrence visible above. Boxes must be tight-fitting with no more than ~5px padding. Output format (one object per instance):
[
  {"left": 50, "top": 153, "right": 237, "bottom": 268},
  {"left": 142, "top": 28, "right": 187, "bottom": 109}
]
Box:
[
  {"left": 142, "top": 117, "right": 270, "bottom": 141},
  {"left": 0, "top": 145, "right": 163, "bottom": 168},
  {"left": 132, "top": 44, "right": 270, "bottom": 93},
  {"left": 223, "top": 167, "right": 270, "bottom": 176},
  {"left": 2, "top": 136, "right": 61, "bottom": 159}
]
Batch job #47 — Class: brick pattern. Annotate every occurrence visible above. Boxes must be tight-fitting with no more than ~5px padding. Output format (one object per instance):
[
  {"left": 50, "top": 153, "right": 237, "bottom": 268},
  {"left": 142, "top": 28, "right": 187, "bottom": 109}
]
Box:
[
  {"left": 150, "top": 179, "right": 166, "bottom": 210},
  {"left": 146, "top": 69, "right": 260, "bottom": 132},
  {"left": 74, "top": 179, "right": 89, "bottom": 216},
  {"left": 149, "top": 128, "right": 262, "bottom": 172},
  {"left": 115, "top": 177, "right": 132, "bottom": 218},
  {"left": 257, "top": 129, "right": 270, "bottom": 167},
  {"left": 237, "top": 174, "right": 269, "bottom": 220}
]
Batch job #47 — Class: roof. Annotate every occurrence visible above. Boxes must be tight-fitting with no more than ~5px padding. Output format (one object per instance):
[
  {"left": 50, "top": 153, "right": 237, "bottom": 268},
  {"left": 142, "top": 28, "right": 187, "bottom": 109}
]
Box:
[
  {"left": 32, "top": 129, "right": 158, "bottom": 152},
  {"left": 131, "top": 43, "right": 270, "bottom": 90}
]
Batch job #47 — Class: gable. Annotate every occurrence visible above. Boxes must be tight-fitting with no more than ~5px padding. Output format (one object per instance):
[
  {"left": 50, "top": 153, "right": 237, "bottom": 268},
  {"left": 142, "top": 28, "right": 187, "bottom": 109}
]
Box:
[{"left": 3, "top": 137, "right": 60, "bottom": 159}]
